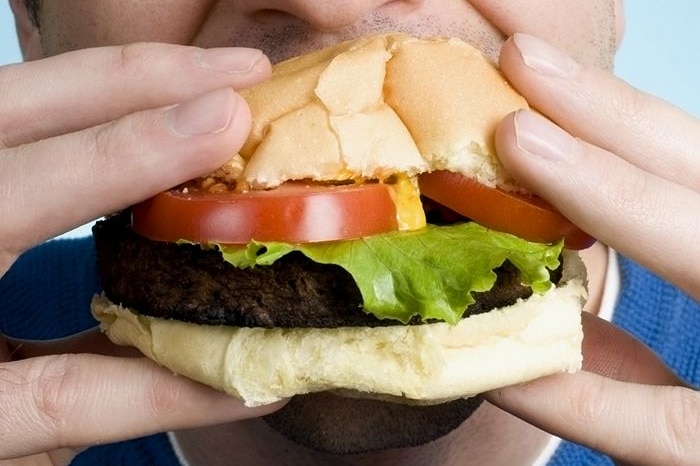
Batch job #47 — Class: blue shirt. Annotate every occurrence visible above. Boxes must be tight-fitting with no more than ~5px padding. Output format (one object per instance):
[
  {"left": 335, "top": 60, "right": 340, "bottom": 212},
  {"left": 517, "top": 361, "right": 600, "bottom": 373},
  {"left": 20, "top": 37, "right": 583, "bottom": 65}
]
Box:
[{"left": 1, "top": 238, "right": 698, "bottom": 465}]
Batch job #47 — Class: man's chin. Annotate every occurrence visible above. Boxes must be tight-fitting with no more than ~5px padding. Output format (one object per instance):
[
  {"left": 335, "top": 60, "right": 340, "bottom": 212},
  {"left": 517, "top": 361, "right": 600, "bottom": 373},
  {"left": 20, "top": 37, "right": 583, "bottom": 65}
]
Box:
[{"left": 262, "top": 392, "right": 484, "bottom": 455}]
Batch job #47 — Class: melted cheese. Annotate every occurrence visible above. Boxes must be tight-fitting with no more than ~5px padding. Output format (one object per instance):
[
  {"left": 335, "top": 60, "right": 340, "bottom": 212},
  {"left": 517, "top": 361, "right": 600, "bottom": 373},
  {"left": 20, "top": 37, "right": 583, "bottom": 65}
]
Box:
[{"left": 389, "top": 174, "right": 426, "bottom": 231}]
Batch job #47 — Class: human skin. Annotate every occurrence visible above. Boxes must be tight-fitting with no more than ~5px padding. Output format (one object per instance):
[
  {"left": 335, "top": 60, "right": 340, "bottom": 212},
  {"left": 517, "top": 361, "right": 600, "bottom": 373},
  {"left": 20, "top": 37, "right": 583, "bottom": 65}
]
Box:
[
  {"left": 488, "top": 32, "right": 700, "bottom": 466},
  {"left": 3, "top": 0, "right": 699, "bottom": 464}
]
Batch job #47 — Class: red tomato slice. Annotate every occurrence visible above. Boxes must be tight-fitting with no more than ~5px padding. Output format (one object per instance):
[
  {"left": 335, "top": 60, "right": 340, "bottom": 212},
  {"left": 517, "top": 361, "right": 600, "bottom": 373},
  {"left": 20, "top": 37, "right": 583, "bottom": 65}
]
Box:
[
  {"left": 418, "top": 171, "right": 595, "bottom": 249},
  {"left": 131, "top": 182, "right": 398, "bottom": 245}
]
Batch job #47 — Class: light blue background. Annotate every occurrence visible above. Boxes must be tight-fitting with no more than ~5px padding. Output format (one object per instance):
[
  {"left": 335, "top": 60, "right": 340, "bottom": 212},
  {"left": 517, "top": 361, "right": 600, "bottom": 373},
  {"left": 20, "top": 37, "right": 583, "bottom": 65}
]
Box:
[{"left": 2, "top": 1, "right": 698, "bottom": 117}]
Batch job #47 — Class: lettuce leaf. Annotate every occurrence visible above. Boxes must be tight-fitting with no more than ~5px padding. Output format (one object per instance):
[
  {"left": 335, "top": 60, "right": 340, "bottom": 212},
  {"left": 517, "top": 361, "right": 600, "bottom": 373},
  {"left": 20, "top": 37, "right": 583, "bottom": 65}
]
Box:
[{"left": 218, "top": 223, "right": 562, "bottom": 325}]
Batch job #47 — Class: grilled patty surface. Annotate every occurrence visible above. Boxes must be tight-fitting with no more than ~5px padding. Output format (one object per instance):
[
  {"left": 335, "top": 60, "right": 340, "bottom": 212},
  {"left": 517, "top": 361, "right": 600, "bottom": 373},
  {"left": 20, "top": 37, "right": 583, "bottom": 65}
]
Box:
[{"left": 93, "top": 212, "right": 561, "bottom": 328}]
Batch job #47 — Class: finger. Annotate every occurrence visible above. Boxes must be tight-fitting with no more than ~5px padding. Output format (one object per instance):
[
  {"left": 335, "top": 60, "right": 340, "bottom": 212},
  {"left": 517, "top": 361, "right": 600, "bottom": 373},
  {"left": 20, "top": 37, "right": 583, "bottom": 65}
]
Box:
[
  {"left": 487, "top": 375, "right": 700, "bottom": 466},
  {"left": 0, "top": 354, "right": 285, "bottom": 459},
  {"left": 0, "top": 87, "right": 250, "bottom": 258},
  {"left": 498, "top": 33, "right": 700, "bottom": 191},
  {"left": 494, "top": 109, "right": 700, "bottom": 301},
  {"left": 487, "top": 315, "right": 699, "bottom": 465},
  {"left": 580, "top": 312, "right": 688, "bottom": 387},
  {"left": 5, "top": 327, "right": 141, "bottom": 359},
  {"left": 0, "top": 43, "right": 270, "bottom": 148}
]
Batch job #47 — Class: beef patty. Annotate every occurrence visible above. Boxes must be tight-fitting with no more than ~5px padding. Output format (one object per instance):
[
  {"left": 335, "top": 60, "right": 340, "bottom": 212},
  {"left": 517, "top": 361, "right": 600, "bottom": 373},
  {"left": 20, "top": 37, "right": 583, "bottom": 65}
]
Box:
[{"left": 93, "top": 212, "right": 562, "bottom": 328}]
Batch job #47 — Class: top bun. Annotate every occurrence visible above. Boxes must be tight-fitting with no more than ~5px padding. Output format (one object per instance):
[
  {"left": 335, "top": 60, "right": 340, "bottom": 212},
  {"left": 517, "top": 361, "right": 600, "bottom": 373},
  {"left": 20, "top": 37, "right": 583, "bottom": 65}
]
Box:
[{"left": 236, "top": 34, "right": 528, "bottom": 190}]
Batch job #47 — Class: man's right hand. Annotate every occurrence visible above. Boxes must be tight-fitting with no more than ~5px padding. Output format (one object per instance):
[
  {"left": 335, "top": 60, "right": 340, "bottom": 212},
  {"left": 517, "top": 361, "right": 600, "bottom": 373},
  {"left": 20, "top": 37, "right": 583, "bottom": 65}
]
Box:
[
  {"left": 0, "top": 43, "right": 270, "bottom": 274},
  {"left": 0, "top": 43, "right": 280, "bottom": 463}
]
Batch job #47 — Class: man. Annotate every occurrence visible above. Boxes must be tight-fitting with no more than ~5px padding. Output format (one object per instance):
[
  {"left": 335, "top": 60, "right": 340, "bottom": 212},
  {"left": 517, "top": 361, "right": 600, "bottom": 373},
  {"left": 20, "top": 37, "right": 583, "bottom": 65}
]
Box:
[{"left": 1, "top": 1, "right": 699, "bottom": 464}]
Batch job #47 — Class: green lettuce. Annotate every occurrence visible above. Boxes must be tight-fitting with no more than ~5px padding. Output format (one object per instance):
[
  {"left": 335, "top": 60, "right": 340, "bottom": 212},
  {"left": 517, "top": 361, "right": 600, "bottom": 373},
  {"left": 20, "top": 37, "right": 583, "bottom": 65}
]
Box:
[{"left": 218, "top": 223, "right": 562, "bottom": 325}]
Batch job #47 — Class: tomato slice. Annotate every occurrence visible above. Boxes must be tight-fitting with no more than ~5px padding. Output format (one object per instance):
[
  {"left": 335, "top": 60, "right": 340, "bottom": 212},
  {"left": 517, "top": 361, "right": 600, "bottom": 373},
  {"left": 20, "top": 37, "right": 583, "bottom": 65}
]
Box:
[
  {"left": 418, "top": 171, "right": 595, "bottom": 249},
  {"left": 131, "top": 182, "right": 398, "bottom": 245}
]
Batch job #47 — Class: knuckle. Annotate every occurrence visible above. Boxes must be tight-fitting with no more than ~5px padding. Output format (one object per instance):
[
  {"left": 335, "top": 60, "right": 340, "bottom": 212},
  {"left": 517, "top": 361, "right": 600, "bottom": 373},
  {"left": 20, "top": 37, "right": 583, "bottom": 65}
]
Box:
[
  {"left": 146, "top": 369, "right": 188, "bottom": 421},
  {"left": 661, "top": 387, "right": 700, "bottom": 465},
  {"left": 597, "top": 161, "right": 665, "bottom": 238},
  {"left": 91, "top": 122, "right": 122, "bottom": 170},
  {"left": 85, "top": 107, "right": 165, "bottom": 196},
  {"left": 90, "top": 116, "right": 147, "bottom": 175},
  {"left": 609, "top": 167, "right": 653, "bottom": 218},
  {"left": 29, "top": 355, "right": 81, "bottom": 442},
  {"left": 569, "top": 376, "right": 608, "bottom": 427},
  {"left": 112, "top": 42, "right": 154, "bottom": 83},
  {"left": 110, "top": 42, "right": 194, "bottom": 90},
  {"left": 606, "top": 81, "right": 654, "bottom": 136}
]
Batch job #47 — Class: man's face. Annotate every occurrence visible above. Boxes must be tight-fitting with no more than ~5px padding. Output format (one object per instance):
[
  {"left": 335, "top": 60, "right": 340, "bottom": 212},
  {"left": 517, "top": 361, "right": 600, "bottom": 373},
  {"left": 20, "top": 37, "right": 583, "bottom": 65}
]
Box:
[{"left": 30, "top": 0, "right": 619, "bottom": 69}]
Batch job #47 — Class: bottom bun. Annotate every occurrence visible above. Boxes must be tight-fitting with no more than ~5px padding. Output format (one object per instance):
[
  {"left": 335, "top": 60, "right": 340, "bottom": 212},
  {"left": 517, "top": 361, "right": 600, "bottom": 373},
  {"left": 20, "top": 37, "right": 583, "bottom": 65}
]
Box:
[{"left": 92, "top": 251, "right": 586, "bottom": 407}]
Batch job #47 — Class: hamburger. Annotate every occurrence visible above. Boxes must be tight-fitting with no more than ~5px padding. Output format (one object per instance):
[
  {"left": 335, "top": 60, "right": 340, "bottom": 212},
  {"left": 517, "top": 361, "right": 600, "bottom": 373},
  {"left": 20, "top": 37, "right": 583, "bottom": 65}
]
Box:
[{"left": 91, "top": 33, "right": 591, "bottom": 453}]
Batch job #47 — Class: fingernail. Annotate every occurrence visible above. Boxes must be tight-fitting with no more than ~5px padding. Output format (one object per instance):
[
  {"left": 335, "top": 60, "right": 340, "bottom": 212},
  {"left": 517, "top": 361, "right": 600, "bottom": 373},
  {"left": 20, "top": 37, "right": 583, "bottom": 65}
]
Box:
[
  {"left": 167, "top": 88, "right": 236, "bottom": 137},
  {"left": 514, "top": 109, "right": 579, "bottom": 161},
  {"left": 198, "top": 47, "right": 265, "bottom": 73},
  {"left": 512, "top": 33, "right": 581, "bottom": 78}
]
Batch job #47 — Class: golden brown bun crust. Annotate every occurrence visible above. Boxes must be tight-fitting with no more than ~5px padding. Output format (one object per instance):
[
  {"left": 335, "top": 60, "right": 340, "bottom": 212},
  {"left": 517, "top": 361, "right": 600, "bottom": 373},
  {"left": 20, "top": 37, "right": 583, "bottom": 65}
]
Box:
[
  {"left": 235, "top": 34, "right": 528, "bottom": 190},
  {"left": 92, "top": 251, "right": 586, "bottom": 407}
]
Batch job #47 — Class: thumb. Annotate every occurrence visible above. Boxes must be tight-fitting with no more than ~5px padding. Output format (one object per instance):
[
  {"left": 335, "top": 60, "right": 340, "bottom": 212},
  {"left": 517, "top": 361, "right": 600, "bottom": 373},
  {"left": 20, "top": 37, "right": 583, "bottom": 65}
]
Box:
[
  {"left": 485, "top": 313, "right": 697, "bottom": 465},
  {"left": 5, "top": 327, "right": 141, "bottom": 359},
  {"left": 0, "top": 329, "right": 286, "bottom": 459}
]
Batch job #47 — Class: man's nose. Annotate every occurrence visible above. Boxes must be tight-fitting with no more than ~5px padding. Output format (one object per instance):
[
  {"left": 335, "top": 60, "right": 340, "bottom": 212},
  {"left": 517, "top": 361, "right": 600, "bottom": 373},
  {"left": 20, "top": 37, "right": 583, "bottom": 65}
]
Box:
[{"left": 237, "top": 0, "right": 424, "bottom": 31}]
